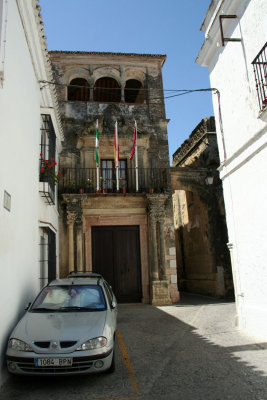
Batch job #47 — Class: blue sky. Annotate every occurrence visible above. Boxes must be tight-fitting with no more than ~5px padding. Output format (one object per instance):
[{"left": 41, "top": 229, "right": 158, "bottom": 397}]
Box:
[{"left": 39, "top": 0, "right": 213, "bottom": 163}]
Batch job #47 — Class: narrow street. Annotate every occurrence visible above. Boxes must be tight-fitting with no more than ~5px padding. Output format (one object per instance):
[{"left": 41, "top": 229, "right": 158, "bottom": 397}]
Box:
[{"left": 1, "top": 293, "right": 267, "bottom": 400}]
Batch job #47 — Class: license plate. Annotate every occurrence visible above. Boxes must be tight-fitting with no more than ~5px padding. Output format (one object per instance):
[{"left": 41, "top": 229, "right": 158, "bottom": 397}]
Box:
[{"left": 35, "top": 358, "right": 73, "bottom": 367}]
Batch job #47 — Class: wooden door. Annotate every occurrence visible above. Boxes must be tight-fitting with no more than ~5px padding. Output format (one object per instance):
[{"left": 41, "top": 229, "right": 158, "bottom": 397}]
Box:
[{"left": 92, "top": 226, "right": 142, "bottom": 302}]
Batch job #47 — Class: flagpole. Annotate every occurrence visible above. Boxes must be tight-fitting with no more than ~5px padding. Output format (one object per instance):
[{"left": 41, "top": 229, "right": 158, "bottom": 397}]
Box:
[
  {"left": 115, "top": 121, "right": 119, "bottom": 191},
  {"left": 135, "top": 120, "right": 139, "bottom": 192},
  {"left": 96, "top": 119, "right": 100, "bottom": 191}
]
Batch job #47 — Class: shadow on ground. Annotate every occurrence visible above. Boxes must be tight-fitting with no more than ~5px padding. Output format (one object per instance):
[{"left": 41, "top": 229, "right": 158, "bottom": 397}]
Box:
[{"left": 1, "top": 295, "right": 266, "bottom": 400}]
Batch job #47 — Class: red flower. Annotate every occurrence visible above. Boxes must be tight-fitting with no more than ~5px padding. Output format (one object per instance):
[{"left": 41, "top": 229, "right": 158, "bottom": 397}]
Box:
[
  {"left": 48, "top": 164, "right": 52, "bottom": 168},
  {"left": 57, "top": 172, "right": 61, "bottom": 177},
  {"left": 44, "top": 160, "right": 48, "bottom": 164},
  {"left": 40, "top": 153, "right": 43, "bottom": 157},
  {"left": 41, "top": 167, "right": 45, "bottom": 172},
  {"left": 51, "top": 158, "right": 55, "bottom": 161}
]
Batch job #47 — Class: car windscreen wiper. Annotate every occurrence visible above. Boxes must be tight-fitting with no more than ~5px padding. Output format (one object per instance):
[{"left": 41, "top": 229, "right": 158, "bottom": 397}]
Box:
[
  {"left": 59, "top": 306, "right": 106, "bottom": 312},
  {"left": 30, "top": 307, "right": 57, "bottom": 312}
]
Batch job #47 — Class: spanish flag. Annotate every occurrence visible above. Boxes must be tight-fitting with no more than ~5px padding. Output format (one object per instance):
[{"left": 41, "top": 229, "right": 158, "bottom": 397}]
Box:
[{"left": 129, "top": 121, "right": 137, "bottom": 161}]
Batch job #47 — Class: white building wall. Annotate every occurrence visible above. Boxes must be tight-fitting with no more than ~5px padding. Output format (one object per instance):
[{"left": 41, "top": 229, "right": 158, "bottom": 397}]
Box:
[
  {"left": 197, "top": 0, "right": 267, "bottom": 338},
  {"left": 0, "top": 0, "right": 62, "bottom": 386}
]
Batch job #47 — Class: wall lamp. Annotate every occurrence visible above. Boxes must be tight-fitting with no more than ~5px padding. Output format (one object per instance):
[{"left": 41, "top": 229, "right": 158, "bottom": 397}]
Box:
[{"left": 205, "top": 172, "right": 214, "bottom": 185}]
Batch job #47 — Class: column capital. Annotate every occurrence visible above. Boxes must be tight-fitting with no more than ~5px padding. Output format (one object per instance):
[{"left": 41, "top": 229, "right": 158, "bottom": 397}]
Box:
[
  {"left": 63, "top": 195, "right": 83, "bottom": 225},
  {"left": 67, "top": 212, "right": 76, "bottom": 225},
  {"left": 146, "top": 193, "right": 168, "bottom": 221}
]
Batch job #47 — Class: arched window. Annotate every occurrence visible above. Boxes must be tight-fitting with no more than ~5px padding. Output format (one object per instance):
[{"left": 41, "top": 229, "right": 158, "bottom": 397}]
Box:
[
  {"left": 93, "top": 77, "right": 121, "bottom": 103},
  {"left": 125, "top": 79, "right": 144, "bottom": 104},
  {"left": 68, "top": 78, "right": 90, "bottom": 101}
]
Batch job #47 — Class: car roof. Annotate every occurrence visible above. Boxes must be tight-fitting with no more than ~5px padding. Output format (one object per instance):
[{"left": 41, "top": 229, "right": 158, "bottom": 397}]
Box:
[
  {"left": 68, "top": 272, "right": 103, "bottom": 279},
  {"left": 48, "top": 277, "right": 103, "bottom": 286}
]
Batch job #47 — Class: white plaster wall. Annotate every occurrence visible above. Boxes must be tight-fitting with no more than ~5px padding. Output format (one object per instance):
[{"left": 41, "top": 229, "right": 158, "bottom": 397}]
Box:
[
  {"left": 205, "top": 0, "right": 267, "bottom": 338},
  {"left": 209, "top": 0, "right": 267, "bottom": 160},
  {"left": 0, "top": 0, "right": 61, "bottom": 386}
]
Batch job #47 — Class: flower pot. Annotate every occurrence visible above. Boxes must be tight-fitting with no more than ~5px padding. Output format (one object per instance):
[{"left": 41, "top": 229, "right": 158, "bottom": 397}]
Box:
[
  {"left": 79, "top": 188, "right": 84, "bottom": 194},
  {"left": 122, "top": 187, "right": 127, "bottom": 194},
  {"left": 102, "top": 188, "right": 108, "bottom": 194},
  {"left": 149, "top": 188, "right": 154, "bottom": 194}
]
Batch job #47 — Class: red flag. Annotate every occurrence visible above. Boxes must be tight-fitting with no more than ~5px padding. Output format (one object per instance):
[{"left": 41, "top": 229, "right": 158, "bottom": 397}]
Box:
[
  {"left": 129, "top": 125, "right": 136, "bottom": 160},
  {"left": 114, "top": 121, "right": 119, "bottom": 167}
]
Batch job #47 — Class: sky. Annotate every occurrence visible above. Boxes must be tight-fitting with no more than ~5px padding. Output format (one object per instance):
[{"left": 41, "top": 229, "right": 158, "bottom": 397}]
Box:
[{"left": 39, "top": 0, "right": 214, "bottom": 164}]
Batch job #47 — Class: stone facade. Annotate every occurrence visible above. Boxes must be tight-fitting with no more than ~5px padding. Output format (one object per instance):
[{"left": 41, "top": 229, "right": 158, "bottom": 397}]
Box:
[
  {"left": 171, "top": 117, "right": 233, "bottom": 298},
  {"left": 50, "top": 51, "right": 179, "bottom": 305}
]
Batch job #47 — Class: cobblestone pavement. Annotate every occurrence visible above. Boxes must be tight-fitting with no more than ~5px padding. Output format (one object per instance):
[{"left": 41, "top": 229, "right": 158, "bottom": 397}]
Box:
[{"left": 1, "top": 293, "right": 267, "bottom": 400}]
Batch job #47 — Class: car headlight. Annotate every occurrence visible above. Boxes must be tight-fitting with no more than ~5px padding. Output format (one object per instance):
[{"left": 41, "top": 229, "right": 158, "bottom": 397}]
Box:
[
  {"left": 8, "top": 338, "right": 33, "bottom": 352},
  {"left": 76, "top": 336, "right": 107, "bottom": 351}
]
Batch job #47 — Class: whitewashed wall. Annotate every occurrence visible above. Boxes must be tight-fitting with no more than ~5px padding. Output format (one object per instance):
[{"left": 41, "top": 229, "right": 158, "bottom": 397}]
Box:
[
  {"left": 197, "top": 0, "right": 267, "bottom": 338},
  {"left": 0, "top": 0, "right": 62, "bottom": 386}
]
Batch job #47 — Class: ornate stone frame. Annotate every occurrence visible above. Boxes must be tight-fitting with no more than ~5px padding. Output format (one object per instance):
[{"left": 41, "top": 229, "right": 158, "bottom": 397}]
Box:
[{"left": 83, "top": 214, "right": 150, "bottom": 304}]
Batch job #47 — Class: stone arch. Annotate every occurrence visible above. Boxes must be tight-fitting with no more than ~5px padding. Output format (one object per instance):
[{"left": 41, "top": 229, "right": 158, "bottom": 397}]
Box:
[
  {"left": 125, "top": 79, "right": 145, "bottom": 104},
  {"left": 124, "top": 68, "right": 146, "bottom": 84},
  {"left": 68, "top": 78, "right": 90, "bottom": 101},
  {"left": 93, "top": 77, "right": 121, "bottom": 103},
  {"left": 92, "top": 66, "right": 121, "bottom": 83}
]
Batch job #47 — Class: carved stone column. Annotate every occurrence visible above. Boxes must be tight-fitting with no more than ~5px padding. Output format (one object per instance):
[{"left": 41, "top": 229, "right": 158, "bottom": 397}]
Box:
[
  {"left": 76, "top": 209, "right": 83, "bottom": 271},
  {"left": 151, "top": 219, "right": 159, "bottom": 280},
  {"left": 64, "top": 195, "right": 83, "bottom": 274},
  {"left": 67, "top": 212, "right": 76, "bottom": 272},
  {"left": 159, "top": 219, "right": 166, "bottom": 280},
  {"left": 147, "top": 193, "right": 171, "bottom": 305}
]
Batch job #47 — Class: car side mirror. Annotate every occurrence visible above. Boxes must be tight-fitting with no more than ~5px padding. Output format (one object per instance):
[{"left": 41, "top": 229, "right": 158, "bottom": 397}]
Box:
[
  {"left": 110, "top": 301, "right": 116, "bottom": 310},
  {"left": 25, "top": 302, "right": 31, "bottom": 311}
]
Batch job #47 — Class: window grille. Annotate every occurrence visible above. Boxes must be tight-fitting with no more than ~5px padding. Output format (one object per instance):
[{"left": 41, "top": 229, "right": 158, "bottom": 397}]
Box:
[
  {"left": 252, "top": 42, "right": 267, "bottom": 110},
  {"left": 39, "top": 228, "right": 56, "bottom": 289},
  {"left": 39, "top": 115, "right": 56, "bottom": 203}
]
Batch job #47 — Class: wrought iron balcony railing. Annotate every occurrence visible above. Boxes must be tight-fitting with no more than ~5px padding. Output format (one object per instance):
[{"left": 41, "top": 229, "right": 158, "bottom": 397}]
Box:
[
  {"left": 39, "top": 173, "right": 56, "bottom": 205},
  {"left": 59, "top": 167, "right": 169, "bottom": 194},
  {"left": 252, "top": 42, "right": 267, "bottom": 110}
]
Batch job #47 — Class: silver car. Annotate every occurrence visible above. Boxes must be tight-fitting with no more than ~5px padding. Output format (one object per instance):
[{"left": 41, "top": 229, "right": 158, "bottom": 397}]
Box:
[{"left": 6, "top": 273, "right": 118, "bottom": 375}]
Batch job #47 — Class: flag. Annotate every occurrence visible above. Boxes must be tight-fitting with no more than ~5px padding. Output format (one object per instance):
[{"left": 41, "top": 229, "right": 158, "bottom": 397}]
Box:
[
  {"left": 129, "top": 122, "right": 137, "bottom": 160},
  {"left": 114, "top": 120, "right": 119, "bottom": 167},
  {"left": 95, "top": 119, "right": 99, "bottom": 167}
]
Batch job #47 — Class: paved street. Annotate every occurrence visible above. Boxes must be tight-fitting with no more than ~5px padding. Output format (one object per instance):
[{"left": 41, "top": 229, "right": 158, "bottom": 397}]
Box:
[{"left": 1, "top": 293, "right": 267, "bottom": 400}]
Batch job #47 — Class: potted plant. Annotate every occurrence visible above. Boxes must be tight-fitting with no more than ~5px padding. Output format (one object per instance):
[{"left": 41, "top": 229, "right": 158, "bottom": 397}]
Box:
[
  {"left": 40, "top": 153, "right": 61, "bottom": 185},
  {"left": 149, "top": 184, "right": 154, "bottom": 194},
  {"left": 119, "top": 177, "right": 127, "bottom": 194},
  {"left": 85, "top": 178, "right": 93, "bottom": 193},
  {"left": 100, "top": 177, "right": 108, "bottom": 193}
]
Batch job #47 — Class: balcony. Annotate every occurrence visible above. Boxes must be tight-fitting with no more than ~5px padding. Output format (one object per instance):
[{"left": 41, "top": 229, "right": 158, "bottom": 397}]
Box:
[
  {"left": 252, "top": 42, "right": 267, "bottom": 110},
  {"left": 58, "top": 167, "right": 170, "bottom": 194},
  {"left": 39, "top": 173, "right": 56, "bottom": 205}
]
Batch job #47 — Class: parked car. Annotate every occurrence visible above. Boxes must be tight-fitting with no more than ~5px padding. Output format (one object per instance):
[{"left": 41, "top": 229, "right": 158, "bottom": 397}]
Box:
[{"left": 6, "top": 273, "right": 117, "bottom": 376}]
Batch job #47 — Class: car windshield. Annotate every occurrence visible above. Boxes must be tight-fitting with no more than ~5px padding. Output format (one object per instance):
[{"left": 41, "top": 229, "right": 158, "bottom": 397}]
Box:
[{"left": 30, "top": 285, "right": 107, "bottom": 312}]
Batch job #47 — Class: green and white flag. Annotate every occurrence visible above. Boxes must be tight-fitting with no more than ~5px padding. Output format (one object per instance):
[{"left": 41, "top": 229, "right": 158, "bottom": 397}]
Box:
[{"left": 95, "top": 119, "right": 99, "bottom": 167}]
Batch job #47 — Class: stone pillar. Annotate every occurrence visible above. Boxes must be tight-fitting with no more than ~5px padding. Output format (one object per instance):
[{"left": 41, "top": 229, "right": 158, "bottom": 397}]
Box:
[
  {"left": 151, "top": 219, "right": 159, "bottom": 280},
  {"left": 63, "top": 195, "right": 83, "bottom": 274},
  {"left": 147, "top": 193, "right": 171, "bottom": 305},
  {"left": 121, "top": 86, "right": 125, "bottom": 103},
  {"left": 159, "top": 219, "right": 166, "bottom": 280},
  {"left": 67, "top": 212, "right": 76, "bottom": 273},
  {"left": 76, "top": 225, "right": 83, "bottom": 271}
]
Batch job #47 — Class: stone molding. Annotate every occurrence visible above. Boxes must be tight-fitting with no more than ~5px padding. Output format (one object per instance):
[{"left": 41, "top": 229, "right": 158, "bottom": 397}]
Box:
[{"left": 146, "top": 193, "right": 168, "bottom": 221}]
